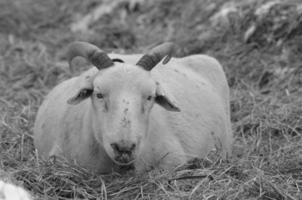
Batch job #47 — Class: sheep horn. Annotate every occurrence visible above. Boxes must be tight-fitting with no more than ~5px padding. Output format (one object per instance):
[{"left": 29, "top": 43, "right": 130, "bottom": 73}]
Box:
[
  {"left": 136, "top": 42, "right": 178, "bottom": 71},
  {"left": 67, "top": 41, "right": 113, "bottom": 70}
]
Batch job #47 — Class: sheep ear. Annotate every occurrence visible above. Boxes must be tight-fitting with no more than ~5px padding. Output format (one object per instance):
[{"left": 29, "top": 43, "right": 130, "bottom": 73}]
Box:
[
  {"left": 67, "top": 88, "right": 93, "bottom": 105},
  {"left": 155, "top": 82, "right": 180, "bottom": 112},
  {"left": 67, "top": 69, "right": 99, "bottom": 105}
]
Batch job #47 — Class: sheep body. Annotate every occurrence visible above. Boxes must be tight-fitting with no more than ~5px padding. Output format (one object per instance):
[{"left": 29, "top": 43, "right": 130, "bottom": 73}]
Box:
[
  {"left": 34, "top": 53, "right": 232, "bottom": 173},
  {"left": 0, "top": 181, "right": 32, "bottom": 200}
]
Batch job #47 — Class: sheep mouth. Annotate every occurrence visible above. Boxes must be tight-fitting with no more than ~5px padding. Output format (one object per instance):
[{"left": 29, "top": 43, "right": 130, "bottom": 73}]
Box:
[{"left": 112, "top": 155, "right": 136, "bottom": 166}]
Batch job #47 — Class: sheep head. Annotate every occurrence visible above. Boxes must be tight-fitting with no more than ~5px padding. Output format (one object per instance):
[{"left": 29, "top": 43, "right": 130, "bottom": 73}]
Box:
[{"left": 66, "top": 41, "right": 180, "bottom": 166}]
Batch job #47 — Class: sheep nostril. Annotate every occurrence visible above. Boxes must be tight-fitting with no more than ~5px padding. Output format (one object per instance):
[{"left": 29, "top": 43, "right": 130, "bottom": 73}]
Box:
[
  {"left": 130, "top": 144, "right": 136, "bottom": 151},
  {"left": 111, "top": 143, "right": 120, "bottom": 153}
]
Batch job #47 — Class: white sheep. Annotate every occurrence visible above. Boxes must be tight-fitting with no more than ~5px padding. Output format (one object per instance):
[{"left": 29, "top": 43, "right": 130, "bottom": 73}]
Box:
[
  {"left": 0, "top": 181, "right": 32, "bottom": 200},
  {"left": 34, "top": 42, "right": 232, "bottom": 173}
]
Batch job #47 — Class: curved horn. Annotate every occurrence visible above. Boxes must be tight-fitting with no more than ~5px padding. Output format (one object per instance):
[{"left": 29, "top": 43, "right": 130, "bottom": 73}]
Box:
[
  {"left": 136, "top": 42, "right": 178, "bottom": 71},
  {"left": 67, "top": 41, "right": 113, "bottom": 70}
]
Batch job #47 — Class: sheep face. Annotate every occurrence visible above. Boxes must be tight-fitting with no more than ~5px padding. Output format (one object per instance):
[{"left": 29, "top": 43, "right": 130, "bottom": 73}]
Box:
[{"left": 67, "top": 63, "right": 180, "bottom": 165}]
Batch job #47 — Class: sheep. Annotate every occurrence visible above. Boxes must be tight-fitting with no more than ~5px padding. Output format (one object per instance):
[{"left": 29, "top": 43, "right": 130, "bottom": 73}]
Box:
[
  {"left": 0, "top": 181, "right": 32, "bottom": 200},
  {"left": 34, "top": 41, "right": 232, "bottom": 174}
]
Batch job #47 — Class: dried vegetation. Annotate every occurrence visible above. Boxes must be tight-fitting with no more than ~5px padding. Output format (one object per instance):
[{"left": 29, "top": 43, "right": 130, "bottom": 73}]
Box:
[{"left": 0, "top": 0, "right": 302, "bottom": 199}]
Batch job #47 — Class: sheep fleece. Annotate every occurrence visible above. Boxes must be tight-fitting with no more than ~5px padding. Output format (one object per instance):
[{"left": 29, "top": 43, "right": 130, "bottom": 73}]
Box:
[{"left": 34, "top": 54, "right": 232, "bottom": 173}]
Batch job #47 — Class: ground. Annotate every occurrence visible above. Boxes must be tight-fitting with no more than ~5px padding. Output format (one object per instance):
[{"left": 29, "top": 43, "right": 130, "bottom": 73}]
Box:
[{"left": 0, "top": 0, "right": 302, "bottom": 199}]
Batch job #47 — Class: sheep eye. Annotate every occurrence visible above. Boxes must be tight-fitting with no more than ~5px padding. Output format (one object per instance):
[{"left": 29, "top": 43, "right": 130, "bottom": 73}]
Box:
[
  {"left": 96, "top": 93, "right": 104, "bottom": 99},
  {"left": 147, "top": 96, "right": 153, "bottom": 101}
]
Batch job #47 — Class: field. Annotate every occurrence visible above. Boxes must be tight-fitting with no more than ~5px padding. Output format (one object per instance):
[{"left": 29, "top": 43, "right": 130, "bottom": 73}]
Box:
[{"left": 0, "top": 0, "right": 302, "bottom": 199}]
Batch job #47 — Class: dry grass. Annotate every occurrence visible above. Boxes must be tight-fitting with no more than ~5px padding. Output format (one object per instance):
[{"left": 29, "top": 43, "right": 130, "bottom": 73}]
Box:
[{"left": 0, "top": 0, "right": 302, "bottom": 199}]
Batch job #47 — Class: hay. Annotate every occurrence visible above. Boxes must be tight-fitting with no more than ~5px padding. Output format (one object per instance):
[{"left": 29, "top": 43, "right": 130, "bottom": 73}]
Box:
[{"left": 0, "top": 0, "right": 301, "bottom": 199}]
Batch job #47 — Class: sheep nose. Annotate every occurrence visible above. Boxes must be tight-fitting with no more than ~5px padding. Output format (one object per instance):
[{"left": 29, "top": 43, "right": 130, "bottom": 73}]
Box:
[
  {"left": 111, "top": 143, "right": 136, "bottom": 154},
  {"left": 111, "top": 142, "right": 136, "bottom": 163}
]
